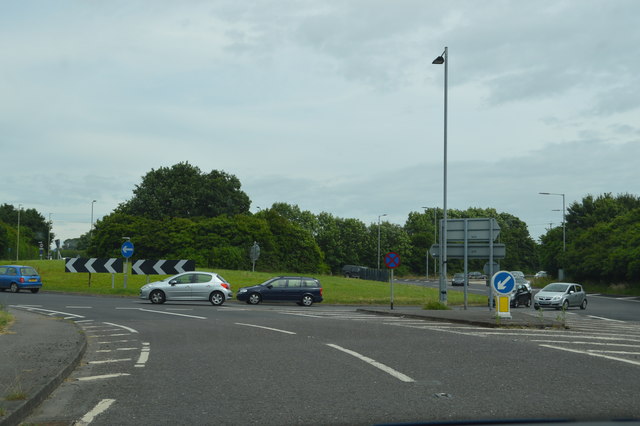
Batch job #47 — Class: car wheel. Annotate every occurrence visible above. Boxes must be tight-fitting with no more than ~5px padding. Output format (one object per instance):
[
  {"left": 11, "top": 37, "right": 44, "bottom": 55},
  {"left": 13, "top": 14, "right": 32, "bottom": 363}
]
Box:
[
  {"left": 149, "top": 290, "right": 166, "bottom": 304},
  {"left": 580, "top": 299, "right": 587, "bottom": 310},
  {"left": 562, "top": 300, "right": 569, "bottom": 310},
  {"left": 10, "top": 283, "right": 19, "bottom": 293},
  {"left": 209, "top": 291, "right": 225, "bottom": 306},
  {"left": 30, "top": 288, "right": 40, "bottom": 294},
  {"left": 301, "top": 295, "right": 314, "bottom": 307},
  {"left": 248, "top": 293, "right": 261, "bottom": 305}
]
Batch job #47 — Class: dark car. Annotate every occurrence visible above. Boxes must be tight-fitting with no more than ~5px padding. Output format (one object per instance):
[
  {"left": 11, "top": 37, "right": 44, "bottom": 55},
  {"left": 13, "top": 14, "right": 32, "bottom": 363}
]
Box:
[
  {"left": 236, "top": 276, "right": 323, "bottom": 306},
  {"left": 510, "top": 283, "right": 532, "bottom": 308},
  {"left": 342, "top": 265, "right": 368, "bottom": 278},
  {"left": 451, "top": 273, "right": 465, "bottom": 286},
  {"left": 467, "top": 271, "right": 486, "bottom": 280},
  {"left": 0, "top": 265, "right": 43, "bottom": 293}
]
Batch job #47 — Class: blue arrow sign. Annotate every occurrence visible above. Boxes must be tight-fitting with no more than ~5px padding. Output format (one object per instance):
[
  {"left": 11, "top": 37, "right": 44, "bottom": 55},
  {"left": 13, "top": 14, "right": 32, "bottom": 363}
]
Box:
[
  {"left": 491, "top": 271, "right": 515, "bottom": 294},
  {"left": 121, "top": 241, "right": 134, "bottom": 258}
]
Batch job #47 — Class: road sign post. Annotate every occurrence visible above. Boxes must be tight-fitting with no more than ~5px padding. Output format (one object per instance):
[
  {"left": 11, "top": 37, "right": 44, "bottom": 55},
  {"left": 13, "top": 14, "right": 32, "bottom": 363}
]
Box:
[
  {"left": 384, "top": 252, "right": 400, "bottom": 310},
  {"left": 121, "top": 239, "right": 134, "bottom": 289},
  {"left": 491, "top": 271, "right": 515, "bottom": 319}
]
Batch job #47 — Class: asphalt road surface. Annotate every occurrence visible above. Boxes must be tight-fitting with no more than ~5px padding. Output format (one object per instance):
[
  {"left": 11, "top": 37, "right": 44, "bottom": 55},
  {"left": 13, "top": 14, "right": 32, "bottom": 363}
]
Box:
[{"left": 4, "top": 291, "right": 640, "bottom": 425}]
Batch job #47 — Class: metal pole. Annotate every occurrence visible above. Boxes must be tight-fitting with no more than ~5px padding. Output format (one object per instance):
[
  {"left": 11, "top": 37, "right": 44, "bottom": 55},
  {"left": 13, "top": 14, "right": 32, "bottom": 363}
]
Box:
[
  {"left": 377, "top": 214, "right": 387, "bottom": 269},
  {"left": 16, "top": 204, "right": 21, "bottom": 261}
]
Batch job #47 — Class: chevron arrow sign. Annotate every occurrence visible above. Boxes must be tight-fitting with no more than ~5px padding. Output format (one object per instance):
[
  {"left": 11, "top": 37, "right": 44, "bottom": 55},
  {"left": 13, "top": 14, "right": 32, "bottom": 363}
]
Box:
[
  {"left": 131, "top": 259, "right": 196, "bottom": 275},
  {"left": 65, "top": 258, "right": 123, "bottom": 273}
]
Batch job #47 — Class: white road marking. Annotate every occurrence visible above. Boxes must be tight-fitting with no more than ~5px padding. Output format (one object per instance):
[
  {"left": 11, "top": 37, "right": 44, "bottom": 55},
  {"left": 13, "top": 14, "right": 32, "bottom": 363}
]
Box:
[
  {"left": 539, "top": 344, "right": 640, "bottom": 366},
  {"left": 66, "top": 306, "right": 93, "bottom": 309},
  {"left": 103, "top": 322, "right": 139, "bottom": 333},
  {"left": 137, "top": 308, "right": 206, "bottom": 319},
  {"left": 76, "top": 398, "right": 115, "bottom": 425},
  {"left": 88, "top": 358, "right": 132, "bottom": 365},
  {"left": 235, "top": 323, "right": 297, "bottom": 335},
  {"left": 587, "top": 315, "right": 626, "bottom": 323},
  {"left": 326, "top": 343, "right": 415, "bottom": 383},
  {"left": 77, "top": 373, "right": 130, "bottom": 381},
  {"left": 135, "top": 342, "right": 151, "bottom": 368}
]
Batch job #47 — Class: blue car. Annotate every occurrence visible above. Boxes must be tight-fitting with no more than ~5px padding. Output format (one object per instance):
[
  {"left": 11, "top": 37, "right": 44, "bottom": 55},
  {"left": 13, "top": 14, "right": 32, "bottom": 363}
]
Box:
[{"left": 0, "top": 265, "right": 43, "bottom": 293}]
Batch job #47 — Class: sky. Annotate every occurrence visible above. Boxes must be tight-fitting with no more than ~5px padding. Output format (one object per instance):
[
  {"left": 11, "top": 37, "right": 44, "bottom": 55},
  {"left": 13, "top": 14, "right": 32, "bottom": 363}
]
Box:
[{"left": 2, "top": 0, "right": 640, "bottom": 246}]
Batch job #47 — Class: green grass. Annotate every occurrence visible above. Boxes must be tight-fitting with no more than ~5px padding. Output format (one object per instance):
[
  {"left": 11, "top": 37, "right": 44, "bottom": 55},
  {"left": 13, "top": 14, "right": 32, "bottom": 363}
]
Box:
[
  {"left": 0, "top": 303, "right": 12, "bottom": 334},
  {"left": 2, "top": 259, "right": 488, "bottom": 308}
]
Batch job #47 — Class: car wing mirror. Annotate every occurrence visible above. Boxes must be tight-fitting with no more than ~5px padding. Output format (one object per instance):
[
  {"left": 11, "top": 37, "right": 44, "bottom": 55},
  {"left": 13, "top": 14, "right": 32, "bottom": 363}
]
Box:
[{"left": 169, "top": 280, "right": 177, "bottom": 285}]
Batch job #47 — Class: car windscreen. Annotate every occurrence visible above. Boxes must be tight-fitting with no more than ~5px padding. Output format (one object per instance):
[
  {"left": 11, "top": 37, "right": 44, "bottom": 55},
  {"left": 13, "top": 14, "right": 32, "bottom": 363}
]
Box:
[
  {"left": 542, "top": 283, "right": 569, "bottom": 292},
  {"left": 20, "top": 267, "right": 38, "bottom": 276}
]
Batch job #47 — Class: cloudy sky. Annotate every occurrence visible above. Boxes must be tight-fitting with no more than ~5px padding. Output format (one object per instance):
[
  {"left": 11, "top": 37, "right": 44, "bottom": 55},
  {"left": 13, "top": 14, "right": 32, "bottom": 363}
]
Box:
[{"left": 2, "top": 0, "right": 639, "bottom": 245}]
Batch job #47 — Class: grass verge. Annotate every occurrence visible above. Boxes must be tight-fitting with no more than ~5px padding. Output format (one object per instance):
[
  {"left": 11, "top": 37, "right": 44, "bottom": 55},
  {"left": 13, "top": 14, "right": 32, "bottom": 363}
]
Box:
[{"left": 1, "top": 259, "right": 488, "bottom": 308}]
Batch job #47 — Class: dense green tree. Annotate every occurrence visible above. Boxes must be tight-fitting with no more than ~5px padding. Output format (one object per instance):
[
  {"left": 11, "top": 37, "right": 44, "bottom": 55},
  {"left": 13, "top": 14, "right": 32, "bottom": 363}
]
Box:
[
  {"left": 0, "top": 204, "right": 52, "bottom": 246},
  {"left": 117, "top": 162, "right": 250, "bottom": 220}
]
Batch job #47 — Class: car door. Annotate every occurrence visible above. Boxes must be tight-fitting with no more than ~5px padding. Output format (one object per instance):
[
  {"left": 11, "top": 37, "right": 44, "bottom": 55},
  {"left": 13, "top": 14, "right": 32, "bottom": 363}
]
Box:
[
  {"left": 190, "top": 273, "right": 213, "bottom": 299},
  {"left": 285, "top": 278, "right": 304, "bottom": 301},
  {"left": 0, "top": 266, "right": 8, "bottom": 289},
  {"left": 167, "top": 273, "right": 193, "bottom": 300},
  {"left": 262, "top": 278, "right": 287, "bottom": 301}
]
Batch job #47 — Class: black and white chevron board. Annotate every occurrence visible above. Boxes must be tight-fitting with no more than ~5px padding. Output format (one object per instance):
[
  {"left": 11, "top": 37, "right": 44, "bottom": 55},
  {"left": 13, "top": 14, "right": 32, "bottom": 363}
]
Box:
[
  {"left": 65, "top": 258, "right": 123, "bottom": 273},
  {"left": 132, "top": 259, "right": 195, "bottom": 275}
]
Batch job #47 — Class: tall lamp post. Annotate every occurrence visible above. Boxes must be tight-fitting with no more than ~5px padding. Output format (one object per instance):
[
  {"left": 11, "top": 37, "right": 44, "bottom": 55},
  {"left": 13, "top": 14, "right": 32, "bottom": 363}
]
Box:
[
  {"left": 16, "top": 204, "right": 22, "bottom": 261},
  {"left": 90, "top": 200, "right": 97, "bottom": 238},
  {"left": 421, "top": 206, "right": 438, "bottom": 279},
  {"left": 539, "top": 192, "right": 566, "bottom": 279},
  {"left": 433, "top": 46, "right": 448, "bottom": 304},
  {"left": 377, "top": 214, "right": 387, "bottom": 269}
]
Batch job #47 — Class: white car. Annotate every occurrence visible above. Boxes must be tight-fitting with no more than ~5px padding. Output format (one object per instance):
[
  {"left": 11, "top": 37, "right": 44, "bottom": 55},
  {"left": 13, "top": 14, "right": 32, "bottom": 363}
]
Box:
[{"left": 139, "top": 271, "right": 232, "bottom": 306}]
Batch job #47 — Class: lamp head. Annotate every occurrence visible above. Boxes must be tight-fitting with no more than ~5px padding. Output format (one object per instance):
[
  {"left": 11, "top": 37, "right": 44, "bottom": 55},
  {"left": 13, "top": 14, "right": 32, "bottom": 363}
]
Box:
[{"left": 432, "top": 56, "right": 445, "bottom": 65}]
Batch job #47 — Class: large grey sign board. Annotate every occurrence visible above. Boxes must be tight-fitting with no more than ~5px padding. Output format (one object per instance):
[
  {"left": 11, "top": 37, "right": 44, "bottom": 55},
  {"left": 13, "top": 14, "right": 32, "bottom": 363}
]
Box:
[
  {"left": 443, "top": 218, "right": 500, "bottom": 242},
  {"left": 430, "top": 244, "right": 506, "bottom": 259}
]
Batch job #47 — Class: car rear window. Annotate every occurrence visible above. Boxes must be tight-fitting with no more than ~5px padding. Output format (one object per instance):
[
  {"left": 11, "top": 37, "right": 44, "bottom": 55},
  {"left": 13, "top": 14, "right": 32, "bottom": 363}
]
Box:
[
  {"left": 303, "top": 279, "right": 319, "bottom": 288},
  {"left": 20, "top": 267, "right": 38, "bottom": 276}
]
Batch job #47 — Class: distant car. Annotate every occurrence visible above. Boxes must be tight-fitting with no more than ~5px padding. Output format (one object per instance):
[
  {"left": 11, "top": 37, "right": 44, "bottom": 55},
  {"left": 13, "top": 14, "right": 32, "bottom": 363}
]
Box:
[
  {"left": 534, "top": 282, "right": 587, "bottom": 310},
  {"left": 515, "top": 276, "right": 532, "bottom": 292},
  {"left": 139, "top": 271, "right": 232, "bottom": 306},
  {"left": 342, "top": 265, "right": 367, "bottom": 278},
  {"left": 510, "top": 271, "right": 525, "bottom": 279},
  {"left": 0, "top": 265, "right": 43, "bottom": 293},
  {"left": 535, "top": 271, "right": 548, "bottom": 278},
  {"left": 510, "top": 283, "right": 532, "bottom": 308},
  {"left": 467, "top": 271, "right": 486, "bottom": 280},
  {"left": 236, "top": 276, "right": 323, "bottom": 306},
  {"left": 451, "top": 273, "right": 465, "bottom": 286}
]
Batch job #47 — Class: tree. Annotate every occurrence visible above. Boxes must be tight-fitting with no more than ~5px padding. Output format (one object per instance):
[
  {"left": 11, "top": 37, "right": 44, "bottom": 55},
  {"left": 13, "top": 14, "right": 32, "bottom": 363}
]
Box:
[{"left": 117, "top": 162, "right": 251, "bottom": 220}]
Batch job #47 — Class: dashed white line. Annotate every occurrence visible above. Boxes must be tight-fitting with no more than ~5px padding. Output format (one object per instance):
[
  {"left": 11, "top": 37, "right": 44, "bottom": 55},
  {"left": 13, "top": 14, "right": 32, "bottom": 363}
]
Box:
[
  {"left": 235, "top": 323, "right": 297, "bottom": 335},
  {"left": 327, "top": 343, "right": 415, "bottom": 383},
  {"left": 540, "top": 344, "right": 640, "bottom": 366},
  {"left": 135, "top": 342, "right": 151, "bottom": 368},
  {"left": 77, "top": 373, "right": 130, "bottom": 381},
  {"left": 103, "top": 322, "right": 139, "bottom": 333}
]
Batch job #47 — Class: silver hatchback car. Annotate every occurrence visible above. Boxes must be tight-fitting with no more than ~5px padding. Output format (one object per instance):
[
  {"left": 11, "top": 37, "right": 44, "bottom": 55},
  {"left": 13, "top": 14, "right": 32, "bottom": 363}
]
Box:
[
  {"left": 534, "top": 282, "right": 587, "bottom": 310},
  {"left": 139, "top": 271, "right": 232, "bottom": 306}
]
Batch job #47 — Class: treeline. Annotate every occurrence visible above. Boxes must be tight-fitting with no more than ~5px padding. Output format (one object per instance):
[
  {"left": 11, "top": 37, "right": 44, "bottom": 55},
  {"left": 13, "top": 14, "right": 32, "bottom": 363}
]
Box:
[
  {"left": 0, "top": 204, "right": 51, "bottom": 259},
  {"left": 539, "top": 193, "right": 640, "bottom": 285}
]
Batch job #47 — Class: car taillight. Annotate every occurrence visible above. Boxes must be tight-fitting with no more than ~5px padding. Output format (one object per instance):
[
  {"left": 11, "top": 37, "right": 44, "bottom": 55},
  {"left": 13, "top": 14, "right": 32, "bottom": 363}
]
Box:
[
  {"left": 320, "top": 288, "right": 323, "bottom": 296},
  {"left": 221, "top": 283, "right": 230, "bottom": 289}
]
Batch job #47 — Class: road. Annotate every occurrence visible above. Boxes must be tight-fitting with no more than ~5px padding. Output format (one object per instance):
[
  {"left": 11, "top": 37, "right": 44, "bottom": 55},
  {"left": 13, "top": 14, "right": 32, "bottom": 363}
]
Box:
[{"left": 3, "top": 291, "right": 640, "bottom": 425}]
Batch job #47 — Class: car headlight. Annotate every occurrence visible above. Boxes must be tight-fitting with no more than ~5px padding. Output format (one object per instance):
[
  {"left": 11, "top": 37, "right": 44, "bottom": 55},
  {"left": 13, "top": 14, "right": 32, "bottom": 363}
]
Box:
[
  {"left": 552, "top": 296, "right": 561, "bottom": 301},
  {"left": 238, "top": 288, "right": 247, "bottom": 294}
]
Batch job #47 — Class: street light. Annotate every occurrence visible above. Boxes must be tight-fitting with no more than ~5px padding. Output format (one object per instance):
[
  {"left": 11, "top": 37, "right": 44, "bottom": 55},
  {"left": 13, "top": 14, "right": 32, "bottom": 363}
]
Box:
[
  {"left": 421, "top": 206, "right": 438, "bottom": 279},
  {"left": 539, "top": 192, "right": 565, "bottom": 252},
  {"left": 16, "top": 204, "right": 22, "bottom": 261},
  {"left": 377, "top": 214, "right": 387, "bottom": 269},
  {"left": 90, "top": 200, "right": 97, "bottom": 239},
  {"left": 433, "top": 46, "right": 448, "bottom": 304}
]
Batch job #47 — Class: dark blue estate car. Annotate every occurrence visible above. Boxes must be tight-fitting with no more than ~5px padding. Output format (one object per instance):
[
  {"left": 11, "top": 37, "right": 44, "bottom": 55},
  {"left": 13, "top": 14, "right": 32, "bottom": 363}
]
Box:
[
  {"left": 236, "top": 276, "right": 323, "bottom": 306},
  {"left": 0, "top": 265, "right": 43, "bottom": 293}
]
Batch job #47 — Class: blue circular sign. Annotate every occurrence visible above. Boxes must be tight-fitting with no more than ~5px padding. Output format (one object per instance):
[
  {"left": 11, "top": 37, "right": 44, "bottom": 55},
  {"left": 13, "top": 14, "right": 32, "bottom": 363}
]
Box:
[
  {"left": 491, "top": 271, "right": 515, "bottom": 294},
  {"left": 121, "top": 241, "right": 134, "bottom": 258},
  {"left": 384, "top": 252, "right": 401, "bottom": 269}
]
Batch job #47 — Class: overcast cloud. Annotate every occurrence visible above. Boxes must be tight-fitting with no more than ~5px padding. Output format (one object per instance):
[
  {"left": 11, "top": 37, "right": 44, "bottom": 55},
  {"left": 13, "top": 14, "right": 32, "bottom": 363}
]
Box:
[{"left": 2, "top": 0, "right": 639, "bottom": 245}]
